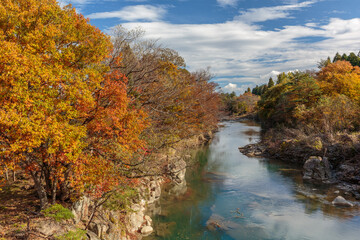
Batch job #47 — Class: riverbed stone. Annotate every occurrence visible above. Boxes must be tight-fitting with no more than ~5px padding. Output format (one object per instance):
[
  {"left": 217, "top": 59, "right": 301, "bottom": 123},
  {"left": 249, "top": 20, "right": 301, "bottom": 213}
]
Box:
[
  {"left": 141, "top": 226, "right": 153, "bottom": 236},
  {"left": 332, "top": 196, "right": 354, "bottom": 207},
  {"left": 303, "top": 156, "right": 331, "bottom": 180}
]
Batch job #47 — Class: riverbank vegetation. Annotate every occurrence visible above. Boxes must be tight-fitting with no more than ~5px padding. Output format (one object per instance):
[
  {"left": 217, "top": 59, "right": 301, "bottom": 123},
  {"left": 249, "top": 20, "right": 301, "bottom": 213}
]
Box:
[
  {"left": 220, "top": 91, "right": 259, "bottom": 116},
  {"left": 255, "top": 52, "right": 360, "bottom": 185},
  {"left": 0, "top": 1, "right": 220, "bottom": 236}
]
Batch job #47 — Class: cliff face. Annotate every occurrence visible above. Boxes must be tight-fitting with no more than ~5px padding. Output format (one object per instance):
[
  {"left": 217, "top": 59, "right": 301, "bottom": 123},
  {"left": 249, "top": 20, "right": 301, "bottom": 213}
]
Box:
[{"left": 33, "top": 132, "right": 214, "bottom": 240}]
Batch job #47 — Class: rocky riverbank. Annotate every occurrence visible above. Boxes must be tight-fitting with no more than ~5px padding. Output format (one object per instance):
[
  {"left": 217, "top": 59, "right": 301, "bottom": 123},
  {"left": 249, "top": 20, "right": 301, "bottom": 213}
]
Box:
[
  {"left": 238, "top": 129, "right": 360, "bottom": 206},
  {"left": 29, "top": 131, "right": 214, "bottom": 240}
]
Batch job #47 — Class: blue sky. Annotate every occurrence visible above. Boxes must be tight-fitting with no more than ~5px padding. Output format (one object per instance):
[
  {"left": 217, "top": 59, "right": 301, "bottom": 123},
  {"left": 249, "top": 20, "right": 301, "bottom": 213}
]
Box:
[{"left": 59, "top": 0, "right": 360, "bottom": 94}]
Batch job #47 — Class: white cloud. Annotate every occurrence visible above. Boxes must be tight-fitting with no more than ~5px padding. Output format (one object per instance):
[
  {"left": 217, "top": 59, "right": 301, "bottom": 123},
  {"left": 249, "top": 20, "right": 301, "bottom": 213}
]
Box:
[
  {"left": 224, "top": 83, "right": 240, "bottom": 92},
  {"left": 75, "top": 0, "right": 351, "bottom": 90},
  {"left": 122, "top": 16, "right": 360, "bottom": 86},
  {"left": 223, "top": 83, "right": 254, "bottom": 94},
  {"left": 260, "top": 71, "right": 282, "bottom": 81},
  {"left": 235, "top": 1, "right": 315, "bottom": 23},
  {"left": 87, "top": 5, "right": 167, "bottom": 21},
  {"left": 217, "top": 0, "right": 238, "bottom": 7}
]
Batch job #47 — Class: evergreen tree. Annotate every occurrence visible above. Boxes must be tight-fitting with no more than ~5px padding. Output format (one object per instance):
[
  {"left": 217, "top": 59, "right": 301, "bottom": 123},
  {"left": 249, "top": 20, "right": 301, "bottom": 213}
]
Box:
[
  {"left": 277, "top": 72, "right": 287, "bottom": 84},
  {"left": 341, "top": 53, "right": 348, "bottom": 61},
  {"left": 348, "top": 52, "right": 360, "bottom": 67},
  {"left": 252, "top": 85, "right": 259, "bottom": 95},
  {"left": 333, "top": 52, "right": 342, "bottom": 62},
  {"left": 268, "top": 77, "right": 275, "bottom": 88},
  {"left": 318, "top": 57, "right": 331, "bottom": 69}
]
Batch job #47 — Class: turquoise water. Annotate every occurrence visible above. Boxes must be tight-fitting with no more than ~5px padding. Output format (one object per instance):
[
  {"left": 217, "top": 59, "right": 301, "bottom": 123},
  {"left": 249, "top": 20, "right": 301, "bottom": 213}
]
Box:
[{"left": 146, "top": 121, "right": 360, "bottom": 240}]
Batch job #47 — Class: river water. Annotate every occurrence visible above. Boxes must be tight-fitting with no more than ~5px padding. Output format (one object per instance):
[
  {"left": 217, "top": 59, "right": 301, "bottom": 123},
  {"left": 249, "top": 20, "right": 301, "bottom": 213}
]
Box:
[{"left": 146, "top": 120, "right": 360, "bottom": 240}]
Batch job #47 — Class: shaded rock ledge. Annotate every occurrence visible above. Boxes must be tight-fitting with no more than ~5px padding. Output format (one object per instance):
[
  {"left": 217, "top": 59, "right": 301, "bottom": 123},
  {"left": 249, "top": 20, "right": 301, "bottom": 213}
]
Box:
[{"left": 33, "top": 131, "right": 215, "bottom": 240}]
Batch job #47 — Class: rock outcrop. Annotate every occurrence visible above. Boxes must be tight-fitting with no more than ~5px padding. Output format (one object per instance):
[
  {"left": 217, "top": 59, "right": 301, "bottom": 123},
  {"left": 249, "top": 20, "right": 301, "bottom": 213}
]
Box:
[
  {"left": 332, "top": 196, "right": 354, "bottom": 207},
  {"left": 32, "top": 131, "right": 213, "bottom": 240},
  {"left": 238, "top": 144, "right": 266, "bottom": 157},
  {"left": 303, "top": 156, "right": 331, "bottom": 181},
  {"left": 165, "top": 158, "right": 188, "bottom": 196}
]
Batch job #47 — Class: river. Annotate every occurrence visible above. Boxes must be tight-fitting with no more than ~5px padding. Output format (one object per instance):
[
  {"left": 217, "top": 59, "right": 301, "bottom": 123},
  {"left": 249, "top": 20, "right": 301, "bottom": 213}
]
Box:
[{"left": 145, "top": 120, "right": 360, "bottom": 240}]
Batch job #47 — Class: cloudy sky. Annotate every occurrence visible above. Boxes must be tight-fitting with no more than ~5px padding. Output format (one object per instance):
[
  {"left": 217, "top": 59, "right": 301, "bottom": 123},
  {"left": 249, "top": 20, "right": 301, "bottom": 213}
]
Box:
[{"left": 59, "top": 0, "right": 360, "bottom": 94}]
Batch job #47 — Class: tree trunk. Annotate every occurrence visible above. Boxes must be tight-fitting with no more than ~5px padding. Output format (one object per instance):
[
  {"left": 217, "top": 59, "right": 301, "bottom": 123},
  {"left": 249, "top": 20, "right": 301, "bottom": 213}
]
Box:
[
  {"left": 31, "top": 172, "right": 48, "bottom": 209},
  {"left": 12, "top": 170, "right": 16, "bottom": 182},
  {"left": 51, "top": 176, "right": 58, "bottom": 204},
  {"left": 59, "top": 168, "right": 71, "bottom": 201},
  {"left": 5, "top": 167, "right": 9, "bottom": 181}
]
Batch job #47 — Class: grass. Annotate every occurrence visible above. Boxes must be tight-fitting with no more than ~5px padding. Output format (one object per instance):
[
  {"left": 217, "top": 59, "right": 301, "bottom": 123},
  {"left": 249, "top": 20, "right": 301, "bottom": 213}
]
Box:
[{"left": 42, "top": 204, "right": 74, "bottom": 222}]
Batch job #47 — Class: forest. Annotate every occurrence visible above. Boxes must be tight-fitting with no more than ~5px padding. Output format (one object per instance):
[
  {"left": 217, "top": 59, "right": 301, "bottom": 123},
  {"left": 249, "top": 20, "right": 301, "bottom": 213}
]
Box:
[{"left": 0, "top": 0, "right": 220, "bottom": 213}]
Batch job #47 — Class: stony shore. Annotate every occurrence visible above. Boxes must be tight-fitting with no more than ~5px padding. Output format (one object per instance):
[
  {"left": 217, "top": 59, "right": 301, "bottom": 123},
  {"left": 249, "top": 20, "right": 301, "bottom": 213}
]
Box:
[
  {"left": 239, "top": 141, "right": 360, "bottom": 206},
  {"left": 30, "top": 131, "right": 214, "bottom": 240}
]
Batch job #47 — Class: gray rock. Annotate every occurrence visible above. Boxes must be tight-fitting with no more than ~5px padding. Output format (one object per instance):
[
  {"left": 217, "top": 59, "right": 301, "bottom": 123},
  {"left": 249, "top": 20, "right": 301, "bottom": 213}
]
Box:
[
  {"left": 89, "top": 221, "right": 109, "bottom": 238},
  {"left": 303, "top": 156, "right": 331, "bottom": 180},
  {"left": 72, "top": 196, "right": 91, "bottom": 224},
  {"left": 332, "top": 196, "right": 354, "bottom": 207},
  {"left": 239, "top": 144, "right": 265, "bottom": 157},
  {"left": 167, "top": 159, "right": 187, "bottom": 184},
  {"left": 141, "top": 226, "right": 153, "bottom": 236},
  {"left": 37, "top": 221, "right": 66, "bottom": 236},
  {"left": 87, "top": 230, "right": 101, "bottom": 240}
]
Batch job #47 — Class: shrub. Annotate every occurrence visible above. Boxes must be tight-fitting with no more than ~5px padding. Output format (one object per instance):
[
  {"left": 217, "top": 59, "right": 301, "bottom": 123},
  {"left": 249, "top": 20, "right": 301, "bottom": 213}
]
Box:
[
  {"left": 42, "top": 204, "right": 74, "bottom": 222},
  {"left": 56, "top": 228, "right": 87, "bottom": 240}
]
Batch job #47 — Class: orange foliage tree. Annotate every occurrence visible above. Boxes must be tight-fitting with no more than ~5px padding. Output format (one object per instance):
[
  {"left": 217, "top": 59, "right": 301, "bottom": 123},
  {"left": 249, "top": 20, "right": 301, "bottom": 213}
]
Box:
[
  {"left": 317, "top": 60, "right": 360, "bottom": 103},
  {"left": 0, "top": 0, "right": 146, "bottom": 208}
]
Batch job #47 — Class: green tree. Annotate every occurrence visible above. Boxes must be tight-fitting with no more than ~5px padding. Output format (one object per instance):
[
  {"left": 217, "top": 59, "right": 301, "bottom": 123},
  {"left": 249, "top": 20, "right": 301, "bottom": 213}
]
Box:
[
  {"left": 258, "top": 72, "right": 322, "bottom": 126},
  {"left": 276, "top": 72, "right": 287, "bottom": 84},
  {"left": 348, "top": 52, "right": 360, "bottom": 67},
  {"left": 268, "top": 77, "right": 275, "bottom": 88},
  {"left": 333, "top": 52, "right": 342, "bottom": 62},
  {"left": 341, "top": 53, "right": 348, "bottom": 61}
]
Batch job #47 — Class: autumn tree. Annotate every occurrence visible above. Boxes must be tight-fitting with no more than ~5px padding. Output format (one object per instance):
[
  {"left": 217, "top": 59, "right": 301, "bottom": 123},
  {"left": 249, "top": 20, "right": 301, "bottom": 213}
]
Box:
[
  {"left": 294, "top": 95, "right": 360, "bottom": 134},
  {"left": 109, "top": 26, "right": 219, "bottom": 151},
  {"left": 0, "top": 0, "right": 146, "bottom": 208},
  {"left": 258, "top": 72, "right": 322, "bottom": 126},
  {"left": 317, "top": 60, "right": 360, "bottom": 103}
]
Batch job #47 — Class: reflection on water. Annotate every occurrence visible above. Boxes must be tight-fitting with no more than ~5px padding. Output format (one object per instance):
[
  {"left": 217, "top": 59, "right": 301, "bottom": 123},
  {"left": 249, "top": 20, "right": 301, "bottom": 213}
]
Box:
[{"left": 145, "top": 121, "right": 360, "bottom": 240}]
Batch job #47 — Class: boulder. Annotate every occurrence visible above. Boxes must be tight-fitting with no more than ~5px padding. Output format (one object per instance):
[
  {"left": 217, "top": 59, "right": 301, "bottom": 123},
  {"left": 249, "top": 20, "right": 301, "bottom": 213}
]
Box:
[
  {"left": 37, "top": 221, "right": 67, "bottom": 236},
  {"left": 72, "top": 196, "right": 91, "bottom": 224},
  {"left": 141, "top": 226, "right": 153, "bottom": 236},
  {"left": 332, "top": 196, "right": 354, "bottom": 207},
  {"left": 167, "top": 158, "right": 187, "bottom": 184},
  {"left": 127, "top": 208, "right": 144, "bottom": 233},
  {"left": 87, "top": 230, "right": 101, "bottom": 240},
  {"left": 238, "top": 144, "right": 265, "bottom": 157},
  {"left": 303, "top": 156, "right": 331, "bottom": 180},
  {"left": 147, "top": 178, "right": 162, "bottom": 204},
  {"left": 88, "top": 220, "right": 109, "bottom": 238}
]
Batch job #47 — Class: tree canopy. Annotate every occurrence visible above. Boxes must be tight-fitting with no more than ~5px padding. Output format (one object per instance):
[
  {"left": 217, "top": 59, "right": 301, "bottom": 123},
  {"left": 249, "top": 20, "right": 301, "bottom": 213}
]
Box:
[{"left": 0, "top": 0, "right": 221, "bottom": 207}]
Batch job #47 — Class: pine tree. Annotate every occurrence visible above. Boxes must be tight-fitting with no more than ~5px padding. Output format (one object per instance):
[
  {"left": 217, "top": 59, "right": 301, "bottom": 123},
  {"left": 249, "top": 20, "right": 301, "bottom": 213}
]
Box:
[{"left": 268, "top": 77, "right": 275, "bottom": 88}]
